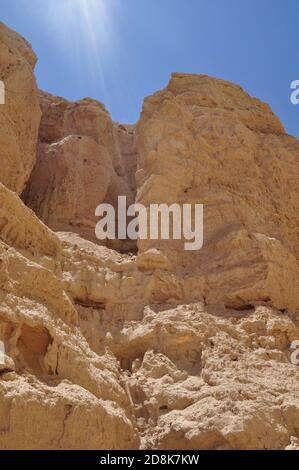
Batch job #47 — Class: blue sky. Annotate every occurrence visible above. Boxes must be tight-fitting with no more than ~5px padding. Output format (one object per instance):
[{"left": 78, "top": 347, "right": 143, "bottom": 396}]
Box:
[{"left": 1, "top": 0, "right": 299, "bottom": 136}]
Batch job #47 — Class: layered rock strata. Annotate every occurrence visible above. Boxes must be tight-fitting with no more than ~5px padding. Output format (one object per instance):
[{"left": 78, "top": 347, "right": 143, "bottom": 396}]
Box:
[{"left": 0, "top": 24, "right": 298, "bottom": 450}]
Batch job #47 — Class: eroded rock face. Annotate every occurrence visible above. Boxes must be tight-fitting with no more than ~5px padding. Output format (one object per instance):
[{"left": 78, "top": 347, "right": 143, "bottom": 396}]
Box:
[
  {"left": 0, "top": 183, "right": 139, "bottom": 449},
  {"left": 23, "top": 92, "right": 136, "bottom": 250},
  {"left": 0, "top": 25, "right": 299, "bottom": 450},
  {"left": 23, "top": 135, "right": 113, "bottom": 241},
  {"left": 55, "top": 231, "right": 299, "bottom": 450},
  {"left": 135, "top": 73, "right": 299, "bottom": 311},
  {"left": 0, "top": 23, "right": 41, "bottom": 194}
]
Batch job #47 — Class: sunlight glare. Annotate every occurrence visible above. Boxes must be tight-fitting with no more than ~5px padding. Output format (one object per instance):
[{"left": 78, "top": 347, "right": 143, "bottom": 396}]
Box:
[
  {"left": 45, "top": 0, "right": 117, "bottom": 105},
  {"left": 49, "top": 0, "right": 113, "bottom": 47}
]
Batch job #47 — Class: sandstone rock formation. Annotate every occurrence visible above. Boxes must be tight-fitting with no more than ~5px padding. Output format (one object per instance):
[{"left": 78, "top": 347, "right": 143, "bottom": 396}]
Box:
[
  {"left": 0, "top": 24, "right": 299, "bottom": 450},
  {"left": 0, "top": 183, "right": 139, "bottom": 449},
  {"left": 0, "top": 22, "right": 41, "bottom": 194},
  {"left": 23, "top": 92, "right": 136, "bottom": 250},
  {"left": 135, "top": 73, "right": 299, "bottom": 311}
]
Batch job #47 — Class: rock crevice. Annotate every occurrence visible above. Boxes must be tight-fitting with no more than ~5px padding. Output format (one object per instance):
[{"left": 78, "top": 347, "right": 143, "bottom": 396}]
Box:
[{"left": 0, "top": 24, "right": 298, "bottom": 450}]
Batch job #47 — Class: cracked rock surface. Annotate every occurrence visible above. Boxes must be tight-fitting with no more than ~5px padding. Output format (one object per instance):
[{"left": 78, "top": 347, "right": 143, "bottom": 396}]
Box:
[{"left": 0, "top": 24, "right": 298, "bottom": 450}]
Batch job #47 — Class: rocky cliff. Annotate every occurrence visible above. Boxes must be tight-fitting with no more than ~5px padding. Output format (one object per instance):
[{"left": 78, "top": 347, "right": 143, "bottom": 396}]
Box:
[{"left": 0, "top": 23, "right": 298, "bottom": 450}]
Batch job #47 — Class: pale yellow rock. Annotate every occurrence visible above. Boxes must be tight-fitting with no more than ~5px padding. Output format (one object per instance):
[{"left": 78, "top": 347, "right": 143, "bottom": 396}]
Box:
[
  {"left": 0, "top": 24, "right": 299, "bottom": 451},
  {"left": 135, "top": 73, "right": 299, "bottom": 311},
  {"left": 23, "top": 135, "right": 113, "bottom": 242},
  {"left": 0, "top": 23, "right": 41, "bottom": 194},
  {"left": 124, "top": 303, "right": 299, "bottom": 450},
  {"left": 52, "top": 232, "right": 299, "bottom": 450},
  {"left": 24, "top": 91, "right": 136, "bottom": 250},
  {"left": 0, "top": 184, "right": 139, "bottom": 449}
]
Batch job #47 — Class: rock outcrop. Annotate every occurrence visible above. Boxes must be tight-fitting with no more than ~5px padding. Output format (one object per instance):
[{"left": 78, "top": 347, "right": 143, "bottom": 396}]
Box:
[
  {"left": 23, "top": 92, "right": 136, "bottom": 250},
  {"left": 0, "top": 25, "right": 298, "bottom": 450},
  {"left": 135, "top": 73, "right": 299, "bottom": 311},
  {"left": 0, "top": 23, "right": 41, "bottom": 194},
  {"left": 0, "top": 183, "right": 139, "bottom": 449}
]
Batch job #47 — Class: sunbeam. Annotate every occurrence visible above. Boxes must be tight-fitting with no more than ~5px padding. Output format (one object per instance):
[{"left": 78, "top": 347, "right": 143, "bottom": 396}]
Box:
[{"left": 44, "top": 0, "right": 117, "bottom": 106}]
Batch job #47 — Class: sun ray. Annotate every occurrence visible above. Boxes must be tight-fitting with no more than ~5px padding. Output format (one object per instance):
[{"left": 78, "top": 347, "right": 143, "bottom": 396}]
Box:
[
  {"left": 37, "top": 0, "right": 134, "bottom": 118},
  {"left": 43, "top": 0, "right": 116, "bottom": 104}
]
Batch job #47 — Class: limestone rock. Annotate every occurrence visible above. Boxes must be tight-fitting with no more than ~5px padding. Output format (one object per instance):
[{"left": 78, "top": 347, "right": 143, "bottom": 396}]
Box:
[
  {"left": 0, "top": 24, "right": 299, "bottom": 451},
  {"left": 52, "top": 232, "right": 299, "bottom": 450},
  {"left": 24, "top": 91, "right": 136, "bottom": 250},
  {"left": 135, "top": 73, "right": 299, "bottom": 311},
  {"left": 0, "top": 183, "right": 139, "bottom": 449},
  {"left": 124, "top": 303, "right": 299, "bottom": 450},
  {"left": 23, "top": 135, "right": 113, "bottom": 242},
  {"left": 0, "top": 23, "right": 41, "bottom": 194}
]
